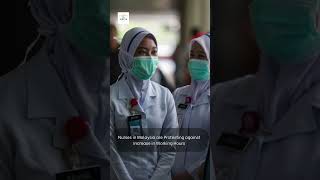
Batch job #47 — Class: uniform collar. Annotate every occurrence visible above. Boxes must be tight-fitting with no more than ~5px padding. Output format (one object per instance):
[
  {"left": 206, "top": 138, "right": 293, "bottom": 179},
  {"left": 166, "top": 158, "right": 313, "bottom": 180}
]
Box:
[
  {"left": 25, "top": 49, "right": 107, "bottom": 160},
  {"left": 180, "top": 85, "right": 211, "bottom": 97},
  {"left": 117, "top": 77, "right": 157, "bottom": 112},
  {"left": 117, "top": 77, "right": 157, "bottom": 100},
  {"left": 118, "top": 77, "right": 135, "bottom": 100},
  {"left": 26, "top": 49, "right": 78, "bottom": 119},
  {"left": 220, "top": 75, "right": 258, "bottom": 109}
]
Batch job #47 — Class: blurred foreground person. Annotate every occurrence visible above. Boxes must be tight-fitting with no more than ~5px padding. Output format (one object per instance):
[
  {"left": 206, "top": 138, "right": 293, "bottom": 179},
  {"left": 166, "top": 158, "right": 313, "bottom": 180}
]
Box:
[
  {"left": 212, "top": 0, "right": 320, "bottom": 179},
  {"left": 0, "top": 0, "right": 110, "bottom": 179}
]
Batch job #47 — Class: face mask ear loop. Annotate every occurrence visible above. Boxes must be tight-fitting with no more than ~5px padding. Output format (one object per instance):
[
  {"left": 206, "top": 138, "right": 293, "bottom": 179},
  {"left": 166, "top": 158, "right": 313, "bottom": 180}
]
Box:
[
  {"left": 116, "top": 73, "right": 125, "bottom": 82},
  {"left": 18, "top": 33, "right": 42, "bottom": 68}
]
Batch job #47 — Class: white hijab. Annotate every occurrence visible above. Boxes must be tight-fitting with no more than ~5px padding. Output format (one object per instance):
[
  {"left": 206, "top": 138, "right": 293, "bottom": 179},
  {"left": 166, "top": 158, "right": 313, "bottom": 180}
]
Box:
[
  {"left": 28, "top": 0, "right": 108, "bottom": 141},
  {"left": 118, "top": 27, "right": 158, "bottom": 106},
  {"left": 189, "top": 33, "right": 211, "bottom": 104}
]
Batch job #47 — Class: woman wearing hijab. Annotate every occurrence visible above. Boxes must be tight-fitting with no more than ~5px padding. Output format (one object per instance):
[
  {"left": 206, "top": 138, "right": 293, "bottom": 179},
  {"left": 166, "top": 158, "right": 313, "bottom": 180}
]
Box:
[
  {"left": 0, "top": 0, "right": 110, "bottom": 179},
  {"left": 110, "top": 27, "right": 179, "bottom": 180},
  {"left": 212, "top": 0, "right": 320, "bottom": 179},
  {"left": 171, "top": 34, "right": 211, "bottom": 180}
]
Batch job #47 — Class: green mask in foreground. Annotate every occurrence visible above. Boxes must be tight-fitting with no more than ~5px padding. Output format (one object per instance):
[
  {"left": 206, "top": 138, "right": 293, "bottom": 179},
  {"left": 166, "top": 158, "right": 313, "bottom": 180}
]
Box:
[
  {"left": 250, "top": 0, "right": 320, "bottom": 64},
  {"left": 66, "top": 0, "right": 108, "bottom": 59}
]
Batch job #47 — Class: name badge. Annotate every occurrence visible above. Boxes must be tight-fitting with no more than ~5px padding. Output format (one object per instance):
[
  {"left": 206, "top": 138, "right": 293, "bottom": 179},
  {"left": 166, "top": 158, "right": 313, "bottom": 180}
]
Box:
[
  {"left": 178, "top": 104, "right": 188, "bottom": 109},
  {"left": 216, "top": 132, "right": 253, "bottom": 152},
  {"left": 56, "top": 165, "right": 100, "bottom": 180},
  {"left": 127, "top": 115, "right": 143, "bottom": 136}
]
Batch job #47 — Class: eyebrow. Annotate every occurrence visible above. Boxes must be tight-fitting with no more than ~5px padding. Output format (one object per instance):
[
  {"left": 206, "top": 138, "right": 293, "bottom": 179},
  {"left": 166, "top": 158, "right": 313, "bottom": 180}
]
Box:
[
  {"left": 137, "top": 47, "right": 158, "bottom": 51},
  {"left": 190, "top": 50, "right": 206, "bottom": 55}
]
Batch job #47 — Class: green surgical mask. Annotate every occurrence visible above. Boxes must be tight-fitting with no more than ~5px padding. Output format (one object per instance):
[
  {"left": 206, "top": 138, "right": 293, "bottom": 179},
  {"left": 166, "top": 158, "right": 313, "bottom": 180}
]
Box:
[
  {"left": 250, "top": 0, "right": 320, "bottom": 64},
  {"left": 188, "top": 59, "right": 210, "bottom": 80},
  {"left": 131, "top": 56, "right": 159, "bottom": 80},
  {"left": 66, "top": 0, "right": 108, "bottom": 59}
]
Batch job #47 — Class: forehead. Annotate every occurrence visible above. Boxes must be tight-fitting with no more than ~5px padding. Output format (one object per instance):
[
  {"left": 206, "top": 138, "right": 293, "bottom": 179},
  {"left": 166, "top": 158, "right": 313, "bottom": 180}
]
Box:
[
  {"left": 191, "top": 41, "right": 205, "bottom": 52},
  {"left": 137, "top": 37, "right": 157, "bottom": 48}
]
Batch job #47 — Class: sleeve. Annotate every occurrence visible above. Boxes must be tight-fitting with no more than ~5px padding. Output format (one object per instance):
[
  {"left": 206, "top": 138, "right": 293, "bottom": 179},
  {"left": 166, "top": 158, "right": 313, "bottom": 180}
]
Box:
[
  {"left": 110, "top": 105, "right": 133, "bottom": 180},
  {"left": 150, "top": 89, "right": 179, "bottom": 180}
]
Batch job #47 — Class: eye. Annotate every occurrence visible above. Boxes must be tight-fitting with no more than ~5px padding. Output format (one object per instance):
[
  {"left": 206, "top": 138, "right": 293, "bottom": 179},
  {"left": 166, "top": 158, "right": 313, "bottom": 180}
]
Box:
[
  {"left": 152, "top": 50, "right": 158, "bottom": 56},
  {"left": 137, "top": 50, "right": 148, "bottom": 56}
]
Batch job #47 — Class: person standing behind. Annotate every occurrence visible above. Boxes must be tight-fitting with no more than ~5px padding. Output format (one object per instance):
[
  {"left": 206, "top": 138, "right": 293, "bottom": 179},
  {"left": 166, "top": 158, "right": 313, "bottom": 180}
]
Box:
[{"left": 172, "top": 33, "right": 211, "bottom": 180}]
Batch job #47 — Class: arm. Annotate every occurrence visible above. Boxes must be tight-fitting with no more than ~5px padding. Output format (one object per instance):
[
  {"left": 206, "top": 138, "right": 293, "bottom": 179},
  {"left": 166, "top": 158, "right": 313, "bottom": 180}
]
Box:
[{"left": 150, "top": 90, "right": 179, "bottom": 180}]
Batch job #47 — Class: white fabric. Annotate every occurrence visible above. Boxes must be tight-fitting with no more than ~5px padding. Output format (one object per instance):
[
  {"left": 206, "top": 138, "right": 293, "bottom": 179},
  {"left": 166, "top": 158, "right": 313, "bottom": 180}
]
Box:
[
  {"left": 110, "top": 78, "right": 178, "bottom": 180},
  {"left": 172, "top": 34, "right": 211, "bottom": 178},
  {"left": 28, "top": 0, "right": 108, "bottom": 141},
  {"left": 0, "top": 50, "right": 109, "bottom": 180},
  {"left": 211, "top": 75, "right": 320, "bottom": 180},
  {"left": 118, "top": 27, "right": 157, "bottom": 106},
  {"left": 172, "top": 85, "right": 210, "bottom": 178},
  {"left": 189, "top": 34, "right": 211, "bottom": 104},
  {"left": 251, "top": 0, "right": 320, "bottom": 128},
  {"left": 257, "top": 52, "right": 320, "bottom": 128}
]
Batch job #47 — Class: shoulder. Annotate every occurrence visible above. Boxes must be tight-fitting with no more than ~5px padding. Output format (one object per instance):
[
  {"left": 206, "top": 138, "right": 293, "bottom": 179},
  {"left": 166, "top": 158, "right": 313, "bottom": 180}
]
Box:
[
  {"left": 212, "top": 75, "right": 257, "bottom": 103},
  {"left": 0, "top": 64, "right": 29, "bottom": 107},
  {"left": 174, "top": 85, "right": 191, "bottom": 95},
  {"left": 110, "top": 80, "right": 120, "bottom": 96},
  {"left": 110, "top": 80, "right": 122, "bottom": 110},
  {"left": 0, "top": 64, "right": 26, "bottom": 90},
  {"left": 0, "top": 64, "right": 31, "bottom": 130},
  {"left": 150, "top": 81, "right": 171, "bottom": 95},
  {"left": 212, "top": 75, "right": 256, "bottom": 94}
]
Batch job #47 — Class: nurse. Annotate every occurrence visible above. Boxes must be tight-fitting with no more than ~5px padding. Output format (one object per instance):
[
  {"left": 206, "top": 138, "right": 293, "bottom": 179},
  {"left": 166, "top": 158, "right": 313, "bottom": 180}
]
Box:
[
  {"left": 172, "top": 34, "right": 211, "bottom": 180},
  {"left": 212, "top": 0, "right": 320, "bottom": 180},
  {"left": 0, "top": 0, "right": 110, "bottom": 179},
  {"left": 110, "top": 27, "right": 179, "bottom": 180}
]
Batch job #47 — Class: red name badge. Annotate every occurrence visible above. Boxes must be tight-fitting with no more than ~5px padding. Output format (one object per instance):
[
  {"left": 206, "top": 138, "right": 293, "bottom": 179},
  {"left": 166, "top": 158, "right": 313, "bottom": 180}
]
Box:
[
  {"left": 65, "top": 116, "right": 89, "bottom": 144},
  {"left": 239, "top": 111, "right": 260, "bottom": 135},
  {"left": 130, "top": 98, "right": 138, "bottom": 108},
  {"left": 185, "top": 96, "right": 192, "bottom": 104}
]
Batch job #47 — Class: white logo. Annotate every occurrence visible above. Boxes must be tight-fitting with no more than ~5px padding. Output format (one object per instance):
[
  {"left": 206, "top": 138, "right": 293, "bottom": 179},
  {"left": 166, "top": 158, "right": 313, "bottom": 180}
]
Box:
[{"left": 118, "top": 12, "right": 129, "bottom": 25}]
